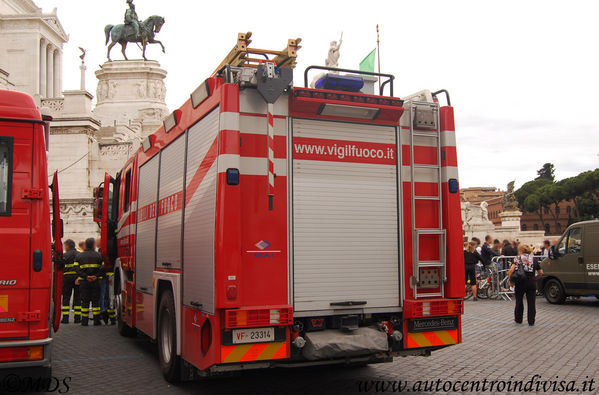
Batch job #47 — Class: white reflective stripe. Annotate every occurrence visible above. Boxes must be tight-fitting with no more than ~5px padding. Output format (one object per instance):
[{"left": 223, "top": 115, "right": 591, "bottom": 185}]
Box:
[
  {"left": 218, "top": 154, "right": 287, "bottom": 177},
  {"left": 398, "top": 129, "right": 456, "bottom": 149},
  {"left": 220, "top": 112, "right": 239, "bottom": 131},
  {"left": 440, "top": 130, "right": 456, "bottom": 147},
  {"left": 442, "top": 166, "right": 459, "bottom": 182},
  {"left": 400, "top": 165, "right": 459, "bottom": 183},
  {"left": 117, "top": 210, "right": 130, "bottom": 231},
  {"left": 217, "top": 154, "right": 240, "bottom": 173},
  {"left": 399, "top": 130, "right": 438, "bottom": 147},
  {"left": 239, "top": 114, "right": 287, "bottom": 136},
  {"left": 401, "top": 166, "right": 438, "bottom": 183},
  {"left": 117, "top": 224, "right": 132, "bottom": 238}
]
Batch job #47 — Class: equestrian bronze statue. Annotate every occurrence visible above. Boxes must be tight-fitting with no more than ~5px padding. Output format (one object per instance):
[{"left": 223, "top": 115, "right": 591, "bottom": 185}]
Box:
[{"left": 104, "top": 0, "right": 165, "bottom": 61}]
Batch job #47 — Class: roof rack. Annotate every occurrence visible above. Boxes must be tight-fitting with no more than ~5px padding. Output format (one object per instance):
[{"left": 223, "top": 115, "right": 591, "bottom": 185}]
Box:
[{"left": 213, "top": 32, "right": 302, "bottom": 75}]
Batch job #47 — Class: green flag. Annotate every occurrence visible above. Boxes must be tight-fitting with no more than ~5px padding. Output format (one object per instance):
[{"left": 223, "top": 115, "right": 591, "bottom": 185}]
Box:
[{"left": 359, "top": 48, "right": 376, "bottom": 72}]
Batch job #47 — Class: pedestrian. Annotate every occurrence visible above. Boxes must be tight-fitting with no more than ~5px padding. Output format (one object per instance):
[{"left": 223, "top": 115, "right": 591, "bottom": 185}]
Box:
[
  {"left": 508, "top": 244, "right": 544, "bottom": 326},
  {"left": 61, "top": 239, "right": 81, "bottom": 324},
  {"left": 75, "top": 238, "right": 105, "bottom": 326},
  {"left": 481, "top": 235, "right": 500, "bottom": 268},
  {"left": 464, "top": 241, "right": 481, "bottom": 300},
  {"left": 541, "top": 239, "right": 551, "bottom": 258},
  {"left": 77, "top": 240, "right": 85, "bottom": 253},
  {"left": 471, "top": 237, "right": 483, "bottom": 275},
  {"left": 500, "top": 239, "right": 517, "bottom": 277}
]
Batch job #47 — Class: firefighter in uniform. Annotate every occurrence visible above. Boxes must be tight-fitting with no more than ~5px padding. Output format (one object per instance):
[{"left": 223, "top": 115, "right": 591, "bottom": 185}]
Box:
[
  {"left": 61, "top": 239, "right": 81, "bottom": 324},
  {"left": 75, "top": 238, "right": 105, "bottom": 326}
]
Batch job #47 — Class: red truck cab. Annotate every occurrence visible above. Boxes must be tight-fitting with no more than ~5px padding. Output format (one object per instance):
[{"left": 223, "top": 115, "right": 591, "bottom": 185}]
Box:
[{"left": 0, "top": 89, "right": 63, "bottom": 377}]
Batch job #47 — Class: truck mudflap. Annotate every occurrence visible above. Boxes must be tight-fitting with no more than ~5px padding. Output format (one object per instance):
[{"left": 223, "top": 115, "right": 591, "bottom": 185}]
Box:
[{"left": 302, "top": 327, "right": 388, "bottom": 360}]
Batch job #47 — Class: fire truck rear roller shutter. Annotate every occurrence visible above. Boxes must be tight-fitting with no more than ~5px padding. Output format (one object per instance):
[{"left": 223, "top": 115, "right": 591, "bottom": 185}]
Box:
[
  {"left": 156, "top": 136, "right": 185, "bottom": 269},
  {"left": 183, "top": 108, "right": 219, "bottom": 313},
  {"left": 291, "top": 119, "right": 400, "bottom": 313},
  {"left": 135, "top": 154, "right": 160, "bottom": 294}
]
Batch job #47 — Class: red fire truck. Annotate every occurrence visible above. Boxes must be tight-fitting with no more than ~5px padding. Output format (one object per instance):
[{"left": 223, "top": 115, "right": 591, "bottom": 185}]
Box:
[
  {"left": 94, "top": 33, "right": 464, "bottom": 382},
  {"left": 0, "top": 89, "right": 63, "bottom": 377}
]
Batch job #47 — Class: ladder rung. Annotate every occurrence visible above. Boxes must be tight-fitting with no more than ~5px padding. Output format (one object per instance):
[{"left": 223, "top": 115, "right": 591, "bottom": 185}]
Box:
[
  {"left": 415, "top": 228, "right": 446, "bottom": 235},
  {"left": 412, "top": 132, "right": 439, "bottom": 138},
  {"left": 414, "top": 196, "right": 440, "bottom": 201},
  {"left": 417, "top": 261, "right": 445, "bottom": 267},
  {"left": 413, "top": 164, "right": 440, "bottom": 169},
  {"left": 416, "top": 292, "right": 443, "bottom": 298}
]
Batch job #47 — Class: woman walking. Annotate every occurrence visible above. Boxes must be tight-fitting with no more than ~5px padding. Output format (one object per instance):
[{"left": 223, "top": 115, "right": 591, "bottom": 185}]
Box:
[
  {"left": 464, "top": 241, "right": 481, "bottom": 300},
  {"left": 508, "top": 244, "right": 544, "bottom": 326}
]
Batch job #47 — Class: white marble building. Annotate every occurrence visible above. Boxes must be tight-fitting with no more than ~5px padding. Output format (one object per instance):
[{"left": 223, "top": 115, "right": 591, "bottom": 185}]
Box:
[
  {"left": 0, "top": 0, "right": 67, "bottom": 99},
  {"left": 0, "top": 0, "right": 169, "bottom": 242}
]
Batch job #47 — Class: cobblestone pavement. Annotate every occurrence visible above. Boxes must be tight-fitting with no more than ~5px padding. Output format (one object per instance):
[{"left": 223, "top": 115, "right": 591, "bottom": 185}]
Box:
[{"left": 47, "top": 296, "right": 599, "bottom": 394}]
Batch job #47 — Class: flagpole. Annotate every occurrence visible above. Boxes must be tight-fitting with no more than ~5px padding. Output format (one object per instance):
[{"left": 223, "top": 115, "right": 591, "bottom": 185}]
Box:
[{"left": 376, "top": 24, "right": 381, "bottom": 94}]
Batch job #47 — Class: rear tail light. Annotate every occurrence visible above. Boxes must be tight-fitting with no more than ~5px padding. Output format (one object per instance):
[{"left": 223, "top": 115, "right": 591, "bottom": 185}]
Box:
[
  {"left": 0, "top": 346, "right": 43, "bottom": 362},
  {"left": 225, "top": 307, "right": 293, "bottom": 329},
  {"left": 404, "top": 299, "right": 464, "bottom": 318}
]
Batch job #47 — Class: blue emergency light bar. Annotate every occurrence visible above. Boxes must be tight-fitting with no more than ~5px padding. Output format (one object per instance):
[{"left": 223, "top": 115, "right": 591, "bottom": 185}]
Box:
[{"left": 315, "top": 73, "right": 364, "bottom": 92}]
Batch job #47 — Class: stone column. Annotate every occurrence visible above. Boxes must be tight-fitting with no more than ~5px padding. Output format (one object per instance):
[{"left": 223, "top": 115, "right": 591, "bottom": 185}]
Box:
[
  {"left": 46, "top": 45, "right": 54, "bottom": 98},
  {"left": 53, "top": 50, "right": 61, "bottom": 97},
  {"left": 39, "top": 39, "right": 47, "bottom": 97},
  {"left": 80, "top": 63, "right": 86, "bottom": 91}
]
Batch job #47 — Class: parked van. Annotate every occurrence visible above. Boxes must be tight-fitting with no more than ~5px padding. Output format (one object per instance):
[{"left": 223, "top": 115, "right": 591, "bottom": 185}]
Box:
[{"left": 540, "top": 220, "right": 599, "bottom": 304}]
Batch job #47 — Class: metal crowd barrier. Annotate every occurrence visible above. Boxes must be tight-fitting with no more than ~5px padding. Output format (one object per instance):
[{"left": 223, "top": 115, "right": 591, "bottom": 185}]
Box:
[
  {"left": 490, "top": 256, "right": 517, "bottom": 301},
  {"left": 488, "top": 254, "right": 545, "bottom": 301}
]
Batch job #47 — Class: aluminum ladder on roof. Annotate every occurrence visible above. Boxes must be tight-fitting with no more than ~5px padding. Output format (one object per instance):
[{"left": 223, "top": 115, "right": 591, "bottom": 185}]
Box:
[{"left": 408, "top": 100, "right": 446, "bottom": 299}]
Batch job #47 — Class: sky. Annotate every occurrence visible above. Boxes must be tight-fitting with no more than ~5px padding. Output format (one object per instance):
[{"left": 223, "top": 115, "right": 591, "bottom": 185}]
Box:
[{"left": 36, "top": 0, "right": 599, "bottom": 190}]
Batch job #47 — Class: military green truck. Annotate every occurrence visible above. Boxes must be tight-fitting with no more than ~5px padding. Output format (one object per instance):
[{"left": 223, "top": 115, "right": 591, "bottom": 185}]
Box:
[{"left": 541, "top": 220, "right": 599, "bottom": 304}]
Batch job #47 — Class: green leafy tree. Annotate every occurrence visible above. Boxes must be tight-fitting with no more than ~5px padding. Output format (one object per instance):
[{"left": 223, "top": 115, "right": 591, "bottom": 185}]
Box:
[
  {"left": 535, "top": 163, "right": 555, "bottom": 181},
  {"left": 515, "top": 177, "right": 552, "bottom": 228}
]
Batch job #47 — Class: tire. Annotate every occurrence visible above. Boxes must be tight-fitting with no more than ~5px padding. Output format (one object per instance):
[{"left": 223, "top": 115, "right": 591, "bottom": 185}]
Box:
[
  {"left": 544, "top": 279, "right": 566, "bottom": 304},
  {"left": 116, "top": 294, "right": 136, "bottom": 337},
  {"left": 477, "top": 281, "right": 489, "bottom": 299},
  {"left": 157, "top": 290, "right": 180, "bottom": 383}
]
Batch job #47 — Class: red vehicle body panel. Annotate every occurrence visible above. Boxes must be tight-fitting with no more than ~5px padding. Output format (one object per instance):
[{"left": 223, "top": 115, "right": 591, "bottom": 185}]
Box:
[
  {"left": 0, "top": 89, "right": 61, "bottom": 370},
  {"left": 100, "top": 72, "right": 464, "bottom": 375}
]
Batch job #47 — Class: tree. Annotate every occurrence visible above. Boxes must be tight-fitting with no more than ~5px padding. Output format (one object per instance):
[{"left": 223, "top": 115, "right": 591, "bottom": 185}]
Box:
[
  {"left": 515, "top": 178, "right": 552, "bottom": 228},
  {"left": 535, "top": 163, "right": 555, "bottom": 181}
]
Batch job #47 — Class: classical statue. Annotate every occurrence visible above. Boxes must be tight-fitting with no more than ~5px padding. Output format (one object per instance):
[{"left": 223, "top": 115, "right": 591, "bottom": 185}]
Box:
[
  {"left": 480, "top": 201, "right": 489, "bottom": 221},
  {"left": 502, "top": 180, "right": 519, "bottom": 211},
  {"left": 124, "top": 0, "right": 141, "bottom": 38},
  {"left": 78, "top": 47, "right": 86, "bottom": 63},
  {"left": 104, "top": 0, "right": 165, "bottom": 61},
  {"left": 325, "top": 33, "right": 343, "bottom": 68}
]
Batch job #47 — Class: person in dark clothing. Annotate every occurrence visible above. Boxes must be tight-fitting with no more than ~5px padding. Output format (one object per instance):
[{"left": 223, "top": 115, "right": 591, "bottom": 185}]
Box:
[
  {"left": 508, "top": 244, "right": 544, "bottom": 326},
  {"left": 480, "top": 235, "right": 500, "bottom": 267},
  {"left": 75, "top": 238, "right": 105, "bottom": 326},
  {"left": 500, "top": 239, "right": 517, "bottom": 279},
  {"left": 61, "top": 239, "right": 81, "bottom": 324},
  {"left": 464, "top": 241, "right": 482, "bottom": 300}
]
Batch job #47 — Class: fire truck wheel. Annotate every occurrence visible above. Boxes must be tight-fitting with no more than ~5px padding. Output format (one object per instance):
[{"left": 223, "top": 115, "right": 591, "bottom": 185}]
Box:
[
  {"left": 544, "top": 278, "right": 566, "bottom": 304},
  {"left": 157, "top": 290, "right": 180, "bottom": 383}
]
